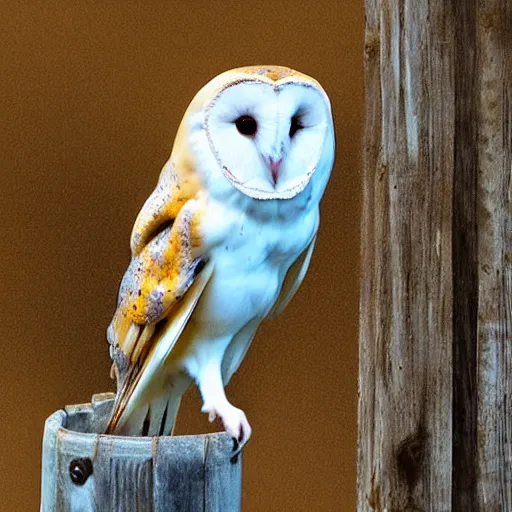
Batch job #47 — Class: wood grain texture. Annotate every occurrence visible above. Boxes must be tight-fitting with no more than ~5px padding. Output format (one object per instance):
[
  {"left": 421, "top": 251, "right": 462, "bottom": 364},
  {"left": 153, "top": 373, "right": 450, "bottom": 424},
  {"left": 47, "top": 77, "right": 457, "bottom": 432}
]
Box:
[
  {"left": 452, "top": 2, "right": 479, "bottom": 509},
  {"left": 476, "top": 1, "right": 512, "bottom": 508},
  {"left": 41, "top": 394, "right": 242, "bottom": 512},
  {"left": 358, "top": 0, "right": 511, "bottom": 510},
  {"left": 358, "top": 0, "right": 454, "bottom": 509},
  {"left": 205, "top": 435, "right": 242, "bottom": 512}
]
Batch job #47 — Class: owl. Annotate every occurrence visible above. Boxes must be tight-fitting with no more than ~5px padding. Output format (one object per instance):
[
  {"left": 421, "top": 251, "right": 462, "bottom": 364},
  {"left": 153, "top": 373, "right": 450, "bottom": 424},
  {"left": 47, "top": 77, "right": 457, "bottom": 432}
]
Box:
[{"left": 105, "top": 66, "right": 335, "bottom": 456}]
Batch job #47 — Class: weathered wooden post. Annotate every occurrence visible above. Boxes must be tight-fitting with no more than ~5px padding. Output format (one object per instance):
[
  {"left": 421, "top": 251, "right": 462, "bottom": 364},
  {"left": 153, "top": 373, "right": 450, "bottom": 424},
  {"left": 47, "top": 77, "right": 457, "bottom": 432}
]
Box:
[
  {"left": 358, "top": 0, "right": 511, "bottom": 510},
  {"left": 41, "top": 393, "right": 241, "bottom": 511}
]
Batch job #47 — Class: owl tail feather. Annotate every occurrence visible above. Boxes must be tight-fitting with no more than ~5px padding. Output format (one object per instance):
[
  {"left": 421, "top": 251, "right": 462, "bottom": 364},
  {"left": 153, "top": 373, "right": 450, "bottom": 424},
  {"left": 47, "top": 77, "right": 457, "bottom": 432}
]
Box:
[{"left": 114, "top": 376, "right": 189, "bottom": 437}]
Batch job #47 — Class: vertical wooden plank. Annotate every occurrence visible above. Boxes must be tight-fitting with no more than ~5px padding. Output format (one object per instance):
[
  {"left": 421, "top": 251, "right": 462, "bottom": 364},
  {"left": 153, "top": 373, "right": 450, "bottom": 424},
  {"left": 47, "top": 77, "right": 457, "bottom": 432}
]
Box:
[
  {"left": 358, "top": 0, "right": 455, "bottom": 509},
  {"left": 476, "top": 0, "right": 512, "bottom": 508},
  {"left": 205, "top": 435, "right": 242, "bottom": 512},
  {"left": 55, "top": 428, "right": 99, "bottom": 512},
  {"left": 41, "top": 410, "right": 66, "bottom": 512},
  {"left": 93, "top": 437, "right": 153, "bottom": 512},
  {"left": 452, "top": 1, "right": 479, "bottom": 510},
  {"left": 357, "top": 0, "right": 382, "bottom": 506},
  {"left": 153, "top": 436, "right": 205, "bottom": 512}
]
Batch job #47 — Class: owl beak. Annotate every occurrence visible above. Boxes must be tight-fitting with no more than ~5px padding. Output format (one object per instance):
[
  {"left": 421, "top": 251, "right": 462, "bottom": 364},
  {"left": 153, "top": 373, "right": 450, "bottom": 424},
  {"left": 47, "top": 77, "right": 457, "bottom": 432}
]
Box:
[{"left": 267, "top": 157, "right": 282, "bottom": 186}]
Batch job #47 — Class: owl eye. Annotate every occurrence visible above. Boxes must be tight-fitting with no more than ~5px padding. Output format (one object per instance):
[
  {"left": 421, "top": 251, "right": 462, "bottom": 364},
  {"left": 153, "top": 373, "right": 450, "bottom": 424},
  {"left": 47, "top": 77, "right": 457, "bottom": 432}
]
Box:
[
  {"left": 289, "top": 115, "right": 303, "bottom": 137},
  {"left": 235, "top": 116, "right": 258, "bottom": 136}
]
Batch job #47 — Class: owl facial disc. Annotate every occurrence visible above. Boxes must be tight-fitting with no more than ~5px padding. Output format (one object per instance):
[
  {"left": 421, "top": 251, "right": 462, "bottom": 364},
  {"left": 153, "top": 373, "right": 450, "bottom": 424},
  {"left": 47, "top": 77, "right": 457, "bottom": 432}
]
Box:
[{"left": 202, "top": 68, "right": 332, "bottom": 200}]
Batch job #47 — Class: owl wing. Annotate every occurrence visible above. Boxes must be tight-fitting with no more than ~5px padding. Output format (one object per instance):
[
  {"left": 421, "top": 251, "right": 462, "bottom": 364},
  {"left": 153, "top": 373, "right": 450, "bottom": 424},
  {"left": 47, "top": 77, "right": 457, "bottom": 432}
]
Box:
[
  {"left": 267, "top": 232, "right": 318, "bottom": 320},
  {"left": 130, "top": 159, "right": 195, "bottom": 256},
  {"left": 105, "top": 162, "right": 212, "bottom": 435}
]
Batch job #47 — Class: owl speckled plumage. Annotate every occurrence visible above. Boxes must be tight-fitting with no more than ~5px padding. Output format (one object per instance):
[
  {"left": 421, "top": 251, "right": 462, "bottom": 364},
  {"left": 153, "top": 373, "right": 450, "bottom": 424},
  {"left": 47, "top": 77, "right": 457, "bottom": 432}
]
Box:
[{"left": 105, "top": 66, "right": 335, "bottom": 454}]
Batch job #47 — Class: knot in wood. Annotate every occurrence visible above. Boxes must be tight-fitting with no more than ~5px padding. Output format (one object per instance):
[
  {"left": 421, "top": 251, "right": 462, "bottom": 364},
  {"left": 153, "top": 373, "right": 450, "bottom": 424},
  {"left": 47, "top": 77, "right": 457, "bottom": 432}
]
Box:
[{"left": 395, "top": 429, "right": 428, "bottom": 490}]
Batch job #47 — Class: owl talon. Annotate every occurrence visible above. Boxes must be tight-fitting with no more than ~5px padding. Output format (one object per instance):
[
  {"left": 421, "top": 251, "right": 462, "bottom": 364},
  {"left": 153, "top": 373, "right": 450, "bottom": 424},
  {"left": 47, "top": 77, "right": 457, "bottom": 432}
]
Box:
[
  {"left": 230, "top": 432, "right": 249, "bottom": 462},
  {"left": 202, "top": 402, "right": 252, "bottom": 457}
]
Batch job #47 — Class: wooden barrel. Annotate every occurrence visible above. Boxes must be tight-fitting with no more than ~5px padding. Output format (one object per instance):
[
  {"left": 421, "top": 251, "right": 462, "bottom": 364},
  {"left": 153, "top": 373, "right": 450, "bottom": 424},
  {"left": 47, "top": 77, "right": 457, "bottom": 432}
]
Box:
[{"left": 41, "top": 393, "right": 242, "bottom": 512}]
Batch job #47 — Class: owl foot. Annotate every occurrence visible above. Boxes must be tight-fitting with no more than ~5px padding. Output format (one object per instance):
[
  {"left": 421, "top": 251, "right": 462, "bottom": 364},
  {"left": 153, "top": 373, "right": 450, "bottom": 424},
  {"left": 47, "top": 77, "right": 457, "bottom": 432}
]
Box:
[{"left": 202, "top": 402, "right": 252, "bottom": 460}]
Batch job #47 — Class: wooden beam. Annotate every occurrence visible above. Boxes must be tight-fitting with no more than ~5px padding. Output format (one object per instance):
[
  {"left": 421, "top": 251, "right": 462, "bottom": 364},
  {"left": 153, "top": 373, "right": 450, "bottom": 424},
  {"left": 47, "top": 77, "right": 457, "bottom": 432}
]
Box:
[{"left": 357, "top": 0, "right": 511, "bottom": 509}]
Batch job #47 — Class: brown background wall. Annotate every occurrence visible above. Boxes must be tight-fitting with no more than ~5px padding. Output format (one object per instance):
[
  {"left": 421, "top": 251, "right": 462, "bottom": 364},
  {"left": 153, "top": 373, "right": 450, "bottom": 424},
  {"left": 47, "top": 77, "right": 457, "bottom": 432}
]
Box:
[{"left": 0, "top": 2, "right": 363, "bottom": 510}]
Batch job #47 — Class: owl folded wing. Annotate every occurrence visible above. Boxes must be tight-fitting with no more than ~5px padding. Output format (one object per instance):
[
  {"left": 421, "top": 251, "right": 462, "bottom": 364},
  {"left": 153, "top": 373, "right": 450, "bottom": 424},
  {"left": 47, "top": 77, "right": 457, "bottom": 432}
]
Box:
[
  {"left": 105, "top": 164, "right": 212, "bottom": 434},
  {"left": 130, "top": 159, "right": 197, "bottom": 256},
  {"left": 267, "top": 232, "right": 318, "bottom": 320}
]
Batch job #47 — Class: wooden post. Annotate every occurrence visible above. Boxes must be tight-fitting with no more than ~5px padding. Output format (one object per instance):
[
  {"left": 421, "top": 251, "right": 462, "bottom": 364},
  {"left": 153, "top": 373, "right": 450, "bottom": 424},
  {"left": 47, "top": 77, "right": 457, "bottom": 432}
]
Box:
[
  {"left": 41, "top": 393, "right": 242, "bottom": 512},
  {"left": 358, "top": 0, "right": 511, "bottom": 510}
]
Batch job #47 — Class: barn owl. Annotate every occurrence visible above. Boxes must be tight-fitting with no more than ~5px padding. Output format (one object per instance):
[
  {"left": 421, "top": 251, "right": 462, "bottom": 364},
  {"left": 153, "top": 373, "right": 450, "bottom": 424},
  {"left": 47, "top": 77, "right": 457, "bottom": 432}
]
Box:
[{"left": 105, "top": 65, "right": 335, "bottom": 456}]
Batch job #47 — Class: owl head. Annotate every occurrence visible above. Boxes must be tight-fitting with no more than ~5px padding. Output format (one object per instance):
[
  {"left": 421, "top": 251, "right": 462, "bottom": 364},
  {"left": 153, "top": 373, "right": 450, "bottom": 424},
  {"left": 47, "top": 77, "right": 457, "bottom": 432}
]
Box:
[{"left": 172, "top": 66, "right": 335, "bottom": 201}]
